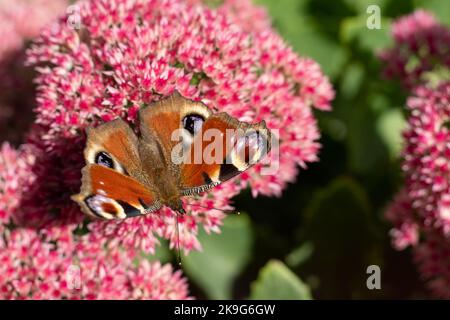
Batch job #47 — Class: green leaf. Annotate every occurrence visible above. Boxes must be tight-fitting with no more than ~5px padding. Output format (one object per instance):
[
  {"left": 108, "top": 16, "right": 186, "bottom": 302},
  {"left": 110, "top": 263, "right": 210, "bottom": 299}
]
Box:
[
  {"left": 255, "top": 0, "right": 348, "bottom": 80},
  {"left": 340, "top": 62, "right": 365, "bottom": 100},
  {"left": 291, "top": 29, "right": 348, "bottom": 80},
  {"left": 345, "top": 105, "right": 388, "bottom": 175},
  {"left": 340, "top": 15, "right": 392, "bottom": 52},
  {"left": 250, "top": 260, "right": 312, "bottom": 300},
  {"left": 299, "top": 177, "right": 382, "bottom": 298},
  {"left": 285, "top": 242, "right": 314, "bottom": 268},
  {"left": 183, "top": 214, "right": 253, "bottom": 299},
  {"left": 376, "top": 108, "right": 406, "bottom": 159},
  {"left": 343, "top": 0, "right": 389, "bottom": 13}
]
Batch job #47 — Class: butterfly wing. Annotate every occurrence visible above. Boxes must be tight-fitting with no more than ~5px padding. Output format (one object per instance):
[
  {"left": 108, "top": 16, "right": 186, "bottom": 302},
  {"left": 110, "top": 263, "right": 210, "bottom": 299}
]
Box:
[
  {"left": 180, "top": 112, "right": 271, "bottom": 196},
  {"left": 138, "top": 93, "right": 212, "bottom": 179},
  {"left": 83, "top": 118, "right": 141, "bottom": 174},
  {"left": 72, "top": 164, "right": 161, "bottom": 219},
  {"left": 72, "top": 118, "right": 161, "bottom": 219}
]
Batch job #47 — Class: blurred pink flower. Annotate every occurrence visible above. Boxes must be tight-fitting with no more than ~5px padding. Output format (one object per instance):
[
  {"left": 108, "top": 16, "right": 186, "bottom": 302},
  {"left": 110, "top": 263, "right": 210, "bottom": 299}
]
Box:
[
  {"left": 0, "top": 0, "right": 68, "bottom": 145},
  {"left": 0, "top": 0, "right": 68, "bottom": 45},
  {"left": 414, "top": 232, "right": 450, "bottom": 299},
  {"left": 401, "top": 84, "right": 450, "bottom": 234},
  {"left": 386, "top": 82, "right": 450, "bottom": 298},
  {"left": 387, "top": 190, "right": 450, "bottom": 299},
  {"left": 383, "top": 11, "right": 450, "bottom": 298},
  {"left": 10, "top": 0, "right": 333, "bottom": 254},
  {"left": 0, "top": 19, "right": 21, "bottom": 59},
  {"left": 378, "top": 10, "right": 450, "bottom": 89},
  {"left": 385, "top": 189, "right": 419, "bottom": 250},
  {"left": 0, "top": 226, "right": 190, "bottom": 299}
]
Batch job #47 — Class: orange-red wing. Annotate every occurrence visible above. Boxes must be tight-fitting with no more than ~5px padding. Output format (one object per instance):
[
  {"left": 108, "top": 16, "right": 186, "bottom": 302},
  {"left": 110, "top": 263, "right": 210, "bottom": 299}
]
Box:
[
  {"left": 84, "top": 118, "right": 142, "bottom": 174},
  {"left": 180, "top": 113, "right": 271, "bottom": 195},
  {"left": 138, "top": 93, "right": 212, "bottom": 176},
  {"left": 72, "top": 165, "right": 160, "bottom": 219}
]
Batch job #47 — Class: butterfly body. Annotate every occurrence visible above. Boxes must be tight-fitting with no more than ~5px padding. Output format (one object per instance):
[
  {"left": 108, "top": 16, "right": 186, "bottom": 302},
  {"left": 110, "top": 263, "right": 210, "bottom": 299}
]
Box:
[
  {"left": 72, "top": 93, "right": 271, "bottom": 220},
  {"left": 135, "top": 136, "right": 184, "bottom": 211}
]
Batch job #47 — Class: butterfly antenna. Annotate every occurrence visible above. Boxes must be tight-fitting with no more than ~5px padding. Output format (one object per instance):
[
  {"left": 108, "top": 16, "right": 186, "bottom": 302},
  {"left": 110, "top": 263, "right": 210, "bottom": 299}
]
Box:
[
  {"left": 186, "top": 202, "right": 240, "bottom": 215},
  {"left": 175, "top": 213, "right": 182, "bottom": 266}
]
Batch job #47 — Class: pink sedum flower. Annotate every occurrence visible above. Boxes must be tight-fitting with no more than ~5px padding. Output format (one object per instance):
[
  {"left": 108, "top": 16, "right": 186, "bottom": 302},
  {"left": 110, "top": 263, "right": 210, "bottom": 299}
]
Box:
[
  {"left": 414, "top": 232, "right": 450, "bottom": 299},
  {"left": 0, "top": 143, "right": 36, "bottom": 227},
  {"left": 8, "top": 0, "right": 334, "bottom": 254},
  {"left": 401, "top": 84, "right": 450, "bottom": 234},
  {"left": 383, "top": 11, "right": 450, "bottom": 298},
  {"left": 387, "top": 189, "right": 450, "bottom": 298},
  {"left": 378, "top": 10, "right": 450, "bottom": 89},
  {"left": 386, "top": 82, "right": 450, "bottom": 298},
  {"left": 385, "top": 189, "right": 419, "bottom": 250},
  {"left": 0, "top": 226, "right": 190, "bottom": 299},
  {"left": 0, "top": 0, "right": 68, "bottom": 145}
]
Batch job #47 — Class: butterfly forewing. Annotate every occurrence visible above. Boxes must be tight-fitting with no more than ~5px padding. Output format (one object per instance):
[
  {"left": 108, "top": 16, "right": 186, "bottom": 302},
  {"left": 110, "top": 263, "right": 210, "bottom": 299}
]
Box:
[
  {"left": 179, "top": 112, "right": 271, "bottom": 195},
  {"left": 72, "top": 118, "right": 161, "bottom": 219},
  {"left": 138, "top": 93, "right": 212, "bottom": 177}
]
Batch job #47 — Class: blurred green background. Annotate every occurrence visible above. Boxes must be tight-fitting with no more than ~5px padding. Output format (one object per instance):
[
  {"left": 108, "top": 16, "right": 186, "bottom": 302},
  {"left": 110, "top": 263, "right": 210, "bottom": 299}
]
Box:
[{"left": 156, "top": 0, "right": 450, "bottom": 299}]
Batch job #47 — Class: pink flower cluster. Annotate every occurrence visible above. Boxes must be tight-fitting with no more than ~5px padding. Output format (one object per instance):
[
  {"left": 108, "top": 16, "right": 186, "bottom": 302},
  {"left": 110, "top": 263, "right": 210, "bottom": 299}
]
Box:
[
  {"left": 0, "top": 0, "right": 68, "bottom": 145},
  {"left": 379, "top": 10, "right": 450, "bottom": 89},
  {"left": 0, "top": 226, "right": 190, "bottom": 299},
  {"left": 386, "top": 84, "right": 450, "bottom": 298},
  {"left": 0, "top": 144, "right": 35, "bottom": 228},
  {"left": 382, "top": 11, "right": 450, "bottom": 298}
]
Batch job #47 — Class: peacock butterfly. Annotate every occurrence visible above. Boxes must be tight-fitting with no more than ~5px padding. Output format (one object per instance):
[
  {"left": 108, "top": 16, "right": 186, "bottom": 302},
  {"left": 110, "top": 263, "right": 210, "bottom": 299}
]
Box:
[{"left": 71, "top": 92, "right": 271, "bottom": 220}]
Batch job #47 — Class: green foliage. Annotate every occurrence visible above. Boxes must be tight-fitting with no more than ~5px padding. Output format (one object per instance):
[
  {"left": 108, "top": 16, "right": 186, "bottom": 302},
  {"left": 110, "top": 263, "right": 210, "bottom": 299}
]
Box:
[
  {"left": 298, "top": 177, "right": 382, "bottom": 298},
  {"left": 414, "top": 0, "right": 450, "bottom": 26},
  {"left": 376, "top": 108, "right": 406, "bottom": 159},
  {"left": 250, "top": 260, "right": 312, "bottom": 300},
  {"left": 285, "top": 242, "right": 314, "bottom": 268},
  {"left": 340, "top": 15, "right": 392, "bottom": 51},
  {"left": 183, "top": 214, "right": 253, "bottom": 299},
  {"left": 253, "top": 0, "right": 347, "bottom": 80}
]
